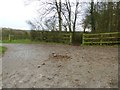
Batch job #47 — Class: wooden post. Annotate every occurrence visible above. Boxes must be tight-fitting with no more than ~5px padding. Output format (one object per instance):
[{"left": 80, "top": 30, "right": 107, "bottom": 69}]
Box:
[
  {"left": 9, "top": 34, "right": 11, "bottom": 42},
  {"left": 70, "top": 33, "right": 72, "bottom": 44},
  {"left": 100, "top": 33, "right": 103, "bottom": 45}
]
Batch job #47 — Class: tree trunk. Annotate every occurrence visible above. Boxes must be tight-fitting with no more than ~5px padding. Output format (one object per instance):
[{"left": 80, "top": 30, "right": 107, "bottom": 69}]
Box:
[
  {"left": 116, "top": 2, "right": 120, "bottom": 31},
  {"left": 55, "top": 0, "right": 62, "bottom": 32},
  {"left": 90, "top": 0, "right": 95, "bottom": 32},
  {"left": 108, "top": 1, "right": 113, "bottom": 32},
  {"left": 73, "top": 1, "right": 79, "bottom": 32},
  {"left": 72, "top": 0, "right": 79, "bottom": 44}
]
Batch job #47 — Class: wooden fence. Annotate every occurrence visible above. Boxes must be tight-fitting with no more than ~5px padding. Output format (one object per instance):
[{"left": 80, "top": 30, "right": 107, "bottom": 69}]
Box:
[
  {"left": 30, "top": 31, "right": 73, "bottom": 44},
  {"left": 44, "top": 33, "right": 72, "bottom": 44},
  {"left": 60, "top": 33, "right": 72, "bottom": 44},
  {"left": 82, "top": 32, "right": 120, "bottom": 45}
]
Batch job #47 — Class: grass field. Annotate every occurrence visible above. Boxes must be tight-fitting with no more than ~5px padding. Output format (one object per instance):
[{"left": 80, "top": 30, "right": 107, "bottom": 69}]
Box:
[
  {"left": 2, "top": 39, "right": 70, "bottom": 45},
  {"left": 2, "top": 39, "right": 119, "bottom": 46},
  {"left": 0, "top": 46, "right": 7, "bottom": 54},
  {"left": 2, "top": 39, "right": 31, "bottom": 43}
]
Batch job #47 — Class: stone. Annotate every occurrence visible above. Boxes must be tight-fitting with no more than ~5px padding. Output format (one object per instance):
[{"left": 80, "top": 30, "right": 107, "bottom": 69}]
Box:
[
  {"left": 75, "top": 79, "right": 79, "bottom": 81},
  {"left": 19, "top": 80, "right": 23, "bottom": 83},
  {"left": 58, "top": 65, "right": 62, "bottom": 67},
  {"left": 53, "top": 53, "right": 57, "bottom": 57},
  {"left": 37, "top": 65, "right": 41, "bottom": 68},
  {"left": 42, "top": 63, "right": 45, "bottom": 65},
  {"left": 88, "top": 71, "right": 90, "bottom": 73}
]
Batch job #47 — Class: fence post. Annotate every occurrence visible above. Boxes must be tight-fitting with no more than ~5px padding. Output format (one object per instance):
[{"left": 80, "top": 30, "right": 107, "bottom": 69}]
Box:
[
  {"left": 100, "top": 33, "right": 103, "bottom": 45},
  {"left": 9, "top": 34, "right": 11, "bottom": 42},
  {"left": 70, "top": 33, "right": 72, "bottom": 44}
]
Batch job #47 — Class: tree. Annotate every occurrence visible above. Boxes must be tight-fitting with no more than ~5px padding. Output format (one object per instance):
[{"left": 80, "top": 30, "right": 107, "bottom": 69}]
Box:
[
  {"left": 26, "top": 0, "right": 63, "bottom": 32},
  {"left": 83, "top": 1, "right": 120, "bottom": 33},
  {"left": 62, "top": 0, "right": 81, "bottom": 32},
  {"left": 73, "top": 0, "right": 79, "bottom": 33},
  {"left": 82, "top": 15, "right": 91, "bottom": 32},
  {"left": 55, "top": 0, "right": 62, "bottom": 32},
  {"left": 62, "top": 0, "right": 72, "bottom": 32},
  {"left": 26, "top": 18, "right": 45, "bottom": 30},
  {"left": 44, "top": 16, "right": 57, "bottom": 31},
  {"left": 116, "top": 1, "right": 120, "bottom": 31},
  {"left": 90, "top": 0, "right": 95, "bottom": 32}
]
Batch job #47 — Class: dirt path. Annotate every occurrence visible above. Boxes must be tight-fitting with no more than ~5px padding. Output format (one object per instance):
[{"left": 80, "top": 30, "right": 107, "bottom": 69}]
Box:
[{"left": 2, "top": 44, "right": 118, "bottom": 88}]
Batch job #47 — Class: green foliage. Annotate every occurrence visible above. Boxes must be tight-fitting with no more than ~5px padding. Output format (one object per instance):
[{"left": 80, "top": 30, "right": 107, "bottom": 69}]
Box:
[
  {"left": 0, "top": 46, "right": 7, "bottom": 54},
  {"left": 83, "top": 1, "right": 120, "bottom": 33},
  {"left": 2, "top": 28, "right": 30, "bottom": 41},
  {"left": 2, "top": 39, "right": 31, "bottom": 44}
]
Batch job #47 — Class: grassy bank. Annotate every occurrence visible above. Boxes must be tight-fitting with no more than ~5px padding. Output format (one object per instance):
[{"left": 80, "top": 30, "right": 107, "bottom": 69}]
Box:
[
  {"left": 2, "top": 39, "right": 71, "bottom": 45},
  {"left": 2, "top": 39, "right": 31, "bottom": 44},
  {"left": 2, "top": 39, "right": 119, "bottom": 46},
  {"left": 0, "top": 46, "right": 7, "bottom": 54}
]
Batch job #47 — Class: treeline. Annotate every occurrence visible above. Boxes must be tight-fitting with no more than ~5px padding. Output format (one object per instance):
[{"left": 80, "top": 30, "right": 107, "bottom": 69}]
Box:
[
  {"left": 83, "top": 1, "right": 120, "bottom": 33},
  {"left": 2, "top": 28, "right": 30, "bottom": 40}
]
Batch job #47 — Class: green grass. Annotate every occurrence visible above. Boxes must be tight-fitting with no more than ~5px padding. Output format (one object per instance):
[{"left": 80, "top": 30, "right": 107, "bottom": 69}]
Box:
[
  {"left": 2, "top": 39, "right": 119, "bottom": 46},
  {"left": 0, "top": 46, "right": 7, "bottom": 55},
  {"left": 2, "top": 39, "right": 31, "bottom": 44},
  {"left": 2, "top": 39, "right": 71, "bottom": 45}
]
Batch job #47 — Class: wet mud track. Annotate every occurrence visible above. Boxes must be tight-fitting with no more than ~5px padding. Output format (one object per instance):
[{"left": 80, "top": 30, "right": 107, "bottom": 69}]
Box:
[{"left": 2, "top": 44, "right": 118, "bottom": 88}]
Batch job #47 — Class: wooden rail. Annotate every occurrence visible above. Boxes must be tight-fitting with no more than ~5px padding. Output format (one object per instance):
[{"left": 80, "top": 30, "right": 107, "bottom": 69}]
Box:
[
  {"left": 59, "top": 33, "right": 72, "bottom": 44},
  {"left": 82, "top": 32, "right": 120, "bottom": 45},
  {"left": 41, "top": 32, "right": 72, "bottom": 44}
]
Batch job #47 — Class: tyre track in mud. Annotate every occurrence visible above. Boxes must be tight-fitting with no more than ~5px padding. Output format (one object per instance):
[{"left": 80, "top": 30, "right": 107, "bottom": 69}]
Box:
[{"left": 2, "top": 44, "right": 118, "bottom": 88}]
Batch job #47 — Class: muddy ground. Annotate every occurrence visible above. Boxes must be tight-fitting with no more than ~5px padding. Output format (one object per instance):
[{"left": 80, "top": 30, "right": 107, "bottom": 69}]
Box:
[{"left": 2, "top": 44, "right": 118, "bottom": 88}]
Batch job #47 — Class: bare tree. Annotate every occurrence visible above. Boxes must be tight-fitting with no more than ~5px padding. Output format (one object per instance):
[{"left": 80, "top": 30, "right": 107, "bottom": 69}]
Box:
[
  {"left": 62, "top": 0, "right": 81, "bottom": 32},
  {"left": 44, "top": 16, "right": 57, "bottom": 31},
  {"left": 90, "top": 0, "right": 95, "bottom": 32},
  {"left": 25, "top": 0, "right": 63, "bottom": 32},
  {"left": 55, "top": 0, "right": 62, "bottom": 32},
  {"left": 26, "top": 0, "right": 83, "bottom": 33},
  {"left": 26, "top": 17, "right": 45, "bottom": 30},
  {"left": 62, "top": 0, "right": 72, "bottom": 32},
  {"left": 73, "top": 0, "right": 79, "bottom": 33}
]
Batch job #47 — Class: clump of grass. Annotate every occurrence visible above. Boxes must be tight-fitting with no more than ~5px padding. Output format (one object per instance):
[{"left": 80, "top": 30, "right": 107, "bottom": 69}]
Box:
[{"left": 0, "top": 46, "right": 7, "bottom": 55}]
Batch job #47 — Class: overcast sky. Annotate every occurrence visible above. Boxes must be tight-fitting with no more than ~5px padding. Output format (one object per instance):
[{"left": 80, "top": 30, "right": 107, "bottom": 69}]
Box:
[
  {"left": 0, "top": 0, "right": 92, "bottom": 30},
  {"left": 0, "top": 0, "right": 85, "bottom": 31},
  {"left": 0, "top": 0, "right": 100, "bottom": 31},
  {"left": 0, "top": 0, "right": 39, "bottom": 30},
  {"left": 0, "top": 0, "right": 112, "bottom": 30}
]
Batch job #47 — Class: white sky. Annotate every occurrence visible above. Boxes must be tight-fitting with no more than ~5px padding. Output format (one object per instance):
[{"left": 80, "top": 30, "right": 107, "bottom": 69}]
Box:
[
  {"left": 0, "top": 0, "right": 97, "bottom": 31},
  {"left": 0, "top": 0, "right": 38, "bottom": 30},
  {"left": 0, "top": 0, "right": 94, "bottom": 30},
  {"left": 0, "top": 0, "right": 118, "bottom": 30}
]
